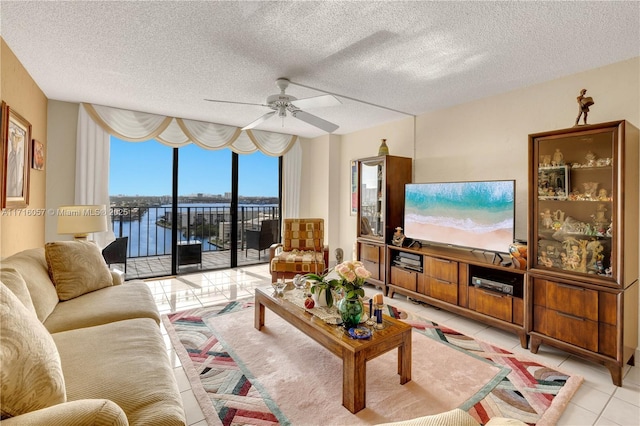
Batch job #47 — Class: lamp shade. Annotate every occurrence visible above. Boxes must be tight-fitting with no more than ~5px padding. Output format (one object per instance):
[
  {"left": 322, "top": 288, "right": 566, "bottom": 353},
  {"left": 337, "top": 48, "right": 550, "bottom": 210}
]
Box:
[{"left": 57, "top": 205, "right": 108, "bottom": 239}]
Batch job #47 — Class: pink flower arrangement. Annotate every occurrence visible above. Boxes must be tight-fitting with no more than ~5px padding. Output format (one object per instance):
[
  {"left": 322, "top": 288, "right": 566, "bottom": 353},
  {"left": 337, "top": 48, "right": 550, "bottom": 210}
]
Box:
[{"left": 335, "top": 260, "right": 371, "bottom": 299}]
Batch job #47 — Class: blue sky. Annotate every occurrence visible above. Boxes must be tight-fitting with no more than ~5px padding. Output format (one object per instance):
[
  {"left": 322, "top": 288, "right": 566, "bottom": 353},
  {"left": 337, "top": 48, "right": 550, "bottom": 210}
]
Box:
[{"left": 109, "top": 137, "right": 279, "bottom": 197}]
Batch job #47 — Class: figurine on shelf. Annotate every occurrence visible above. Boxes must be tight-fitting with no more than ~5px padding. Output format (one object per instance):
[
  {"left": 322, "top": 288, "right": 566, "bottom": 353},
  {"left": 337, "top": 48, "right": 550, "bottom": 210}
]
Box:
[
  {"left": 598, "top": 188, "right": 610, "bottom": 201},
  {"left": 596, "top": 157, "right": 612, "bottom": 167},
  {"left": 541, "top": 208, "right": 553, "bottom": 229},
  {"left": 552, "top": 149, "right": 564, "bottom": 166},
  {"left": 552, "top": 209, "right": 565, "bottom": 230},
  {"left": 392, "top": 227, "right": 405, "bottom": 247},
  {"left": 541, "top": 154, "right": 552, "bottom": 167},
  {"left": 575, "top": 88, "right": 594, "bottom": 126},
  {"left": 585, "top": 150, "right": 597, "bottom": 167},
  {"left": 583, "top": 182, "right": 599, "bottom": 200},
  {"left": 587, "top": 239, "right": 604, "bottom": 271},
  {"left": 539, "top": 251, "right": 554, "bottom": 268},
  {"left": 592, "top": 203, "right": 609, "bottom": 234}
]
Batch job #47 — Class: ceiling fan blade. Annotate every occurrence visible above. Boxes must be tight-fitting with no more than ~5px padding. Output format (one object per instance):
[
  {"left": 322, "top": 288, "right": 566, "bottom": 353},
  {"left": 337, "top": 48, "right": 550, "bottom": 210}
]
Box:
[
  {"left": 204, "top": 99, "right": 268, "bottom": 107},
  {"left": 290, "top": 94, "right": 341, "bottom": 110},
  {"left": 291, "top": 110, "right": 339, "bottom": 133},
  {"left": 242, "top": 111, "right": 276, "bottom": 130}
]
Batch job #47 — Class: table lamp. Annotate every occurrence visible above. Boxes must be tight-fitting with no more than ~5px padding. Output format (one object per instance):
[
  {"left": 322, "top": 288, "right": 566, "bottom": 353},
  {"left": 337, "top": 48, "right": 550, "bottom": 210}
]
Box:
[{"left": 57, "top": 205, "right": 108, "bottom": 240}]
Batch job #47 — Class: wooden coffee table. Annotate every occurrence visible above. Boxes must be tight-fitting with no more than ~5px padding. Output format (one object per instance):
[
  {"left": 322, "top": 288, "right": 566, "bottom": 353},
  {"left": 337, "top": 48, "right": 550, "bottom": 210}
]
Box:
[{"left": 254, "top": 287, "right": 412, "bottom": 413}]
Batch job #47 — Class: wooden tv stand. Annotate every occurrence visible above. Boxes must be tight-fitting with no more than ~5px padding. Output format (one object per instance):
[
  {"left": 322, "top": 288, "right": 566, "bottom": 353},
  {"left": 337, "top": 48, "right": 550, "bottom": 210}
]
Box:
[{"left": 386, "top": 244, "right": 528, "bottom": 348}]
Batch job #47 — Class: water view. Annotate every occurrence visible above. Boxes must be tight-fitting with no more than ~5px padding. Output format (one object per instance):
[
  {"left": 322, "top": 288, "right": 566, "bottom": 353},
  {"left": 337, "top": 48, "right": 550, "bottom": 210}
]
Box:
[{"left": 111, "top": 203, "right": 279, "bottom": 258}]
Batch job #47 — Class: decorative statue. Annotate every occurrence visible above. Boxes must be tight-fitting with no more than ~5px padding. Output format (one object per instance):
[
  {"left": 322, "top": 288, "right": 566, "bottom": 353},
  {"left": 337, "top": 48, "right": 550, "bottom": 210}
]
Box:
[
  {"left": 391, "top": 227, "right": 405, "bottom": 247},
  {"left": 541, "top": 208, "right": 553, "bottom": 229},
  {"left": 575, "top": 88, "right": 594, "bottom": 126},
  {"left": 552, "top": 148, "right": 564, "bottom": 166},
  {"left": 585, "top": 150, "right": 597, "bottom": 167},
  {"left": 335, "top": 248, "right": 344, "bottom": 264}
]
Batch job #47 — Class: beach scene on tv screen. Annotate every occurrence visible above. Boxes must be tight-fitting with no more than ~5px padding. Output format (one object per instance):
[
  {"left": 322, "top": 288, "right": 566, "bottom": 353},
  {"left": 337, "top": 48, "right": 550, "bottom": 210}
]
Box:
[{"left": 404, "top": 181, "right": 514, "bottom": 253}]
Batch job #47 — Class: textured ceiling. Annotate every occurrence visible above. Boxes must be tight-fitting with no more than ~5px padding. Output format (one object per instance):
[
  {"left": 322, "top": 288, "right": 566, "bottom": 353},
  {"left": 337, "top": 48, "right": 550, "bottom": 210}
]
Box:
[{"left": 1, "top": 1, "right": 639, "bottom": 139}]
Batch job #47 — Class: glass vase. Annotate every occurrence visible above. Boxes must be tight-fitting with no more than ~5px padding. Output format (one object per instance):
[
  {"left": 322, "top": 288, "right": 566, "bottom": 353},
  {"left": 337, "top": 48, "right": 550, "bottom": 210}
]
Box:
[{"left": 337, "top": 297, "right": 364, "bottom": 329}]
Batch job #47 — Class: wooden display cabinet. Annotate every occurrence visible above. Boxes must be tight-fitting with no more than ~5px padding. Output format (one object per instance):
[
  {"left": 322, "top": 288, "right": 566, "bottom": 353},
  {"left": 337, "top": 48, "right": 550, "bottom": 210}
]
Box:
[
  {"left": 528, "top": 120, "right": 639, "bottom": 386},
  {"left": 386, "top": 244, "right": 528, "bottom": 348},
  {"left": 356, "top": 155, "right": 412, "bottom": 293}
]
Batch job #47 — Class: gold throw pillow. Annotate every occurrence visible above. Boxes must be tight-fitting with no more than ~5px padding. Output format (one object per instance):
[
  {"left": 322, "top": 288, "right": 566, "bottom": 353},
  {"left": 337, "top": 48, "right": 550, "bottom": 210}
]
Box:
[{"left": 45, "top": 240, "right": 113, "bottom": 301}]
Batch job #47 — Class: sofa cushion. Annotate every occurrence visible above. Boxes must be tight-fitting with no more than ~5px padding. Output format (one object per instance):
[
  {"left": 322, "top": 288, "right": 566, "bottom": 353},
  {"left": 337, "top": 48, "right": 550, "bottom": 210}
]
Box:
[
  {"left": 270, "top": 249, "right": 326, "bottom": 276},
  {"left": 0, "top": 282, "right": 66, "bottom": 419},
  {"left": 375, "top": 408, "right": 480, "bottom": 426},
  {"left": 0, "top": 248, "right": 59, "bottom": 322},
  {"left": 0, "top": 268, "right": 36, "bottom": 314},
  {"left": 45, "top": 240, "right": 113, "bottom": 300},
  {"left": 0, "top": 399, "right": 129, "bottom": 426},
  {"left": 282, "top": 218, "right": 324, "bottom": 252},
  {"left": 44, "top": 280, "right": 161, "bottom": 333},
  {"left": 52, "top": 318, "right": 185, "bottom": 425}
]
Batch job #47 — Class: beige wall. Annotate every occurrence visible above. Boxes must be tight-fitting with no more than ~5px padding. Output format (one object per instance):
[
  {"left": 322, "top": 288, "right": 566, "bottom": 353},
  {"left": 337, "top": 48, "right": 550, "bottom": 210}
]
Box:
[
  {"left": 415, "top": 57, "right": 640, "bottom": 242},
  {"left": 310, "top": 116, "right": 416, "bottom": 260},
  {"left": 0, "top": 39, "right": 48, "bottom": 258},
  {"left": 45, "top": 101, "right": 78, "bottom": 242},
  {"left": 313, "top": 58, "right": 639, "bottom": 264}
]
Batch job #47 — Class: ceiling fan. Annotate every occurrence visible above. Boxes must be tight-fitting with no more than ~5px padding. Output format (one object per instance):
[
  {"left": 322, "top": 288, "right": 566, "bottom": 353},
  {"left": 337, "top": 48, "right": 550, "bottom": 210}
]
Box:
[{"left": 205, "top": 78, "right": 341, "bottom": 133}]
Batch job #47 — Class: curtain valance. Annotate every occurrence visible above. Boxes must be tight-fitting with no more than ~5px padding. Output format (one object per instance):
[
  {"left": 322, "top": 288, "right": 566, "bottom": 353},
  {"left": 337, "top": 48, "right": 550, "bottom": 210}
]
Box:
[{"left": 82, "top": 103, "right": 297, "bottom": 156}]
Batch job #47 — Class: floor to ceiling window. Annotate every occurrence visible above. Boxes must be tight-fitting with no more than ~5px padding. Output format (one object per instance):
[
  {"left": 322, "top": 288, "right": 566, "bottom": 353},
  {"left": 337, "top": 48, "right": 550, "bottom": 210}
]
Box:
[
  {"left": 238, "top": 151, "right": 280, "bottom": 265},
  {"left": 109, "top": 137, "right": 280, "bottom": 279}
]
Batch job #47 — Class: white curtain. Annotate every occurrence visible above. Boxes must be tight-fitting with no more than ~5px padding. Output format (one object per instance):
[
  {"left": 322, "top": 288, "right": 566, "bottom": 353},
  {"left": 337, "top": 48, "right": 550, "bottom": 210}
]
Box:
[
  {"left": 76, "top": 106, "right": 114, "bottom": 247},
  {"left": 76, "top": 103, "right": 303, "bottom": 245},
  {"left": 283, "top": 141, "right": 302, "bottom": 219},
  {"left": 82, "top": 103, "right": 298, "bottom": 155}
]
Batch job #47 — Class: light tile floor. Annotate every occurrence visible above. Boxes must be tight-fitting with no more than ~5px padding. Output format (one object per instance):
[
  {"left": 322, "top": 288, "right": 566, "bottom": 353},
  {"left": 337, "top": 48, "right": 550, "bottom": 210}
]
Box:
[{"left": 147, "top": 265, "right": 640, "bottom": 426}]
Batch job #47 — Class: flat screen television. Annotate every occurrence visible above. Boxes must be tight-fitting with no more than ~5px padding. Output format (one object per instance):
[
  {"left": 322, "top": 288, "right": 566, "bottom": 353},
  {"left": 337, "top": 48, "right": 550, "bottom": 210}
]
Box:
[{"left": 404, "top": 180, "right": 515, "bottom": 253}]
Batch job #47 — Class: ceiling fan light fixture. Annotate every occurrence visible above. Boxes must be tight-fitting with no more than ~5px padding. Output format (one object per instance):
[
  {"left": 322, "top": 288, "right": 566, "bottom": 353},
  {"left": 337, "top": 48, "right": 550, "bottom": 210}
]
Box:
[{"left": 206, "top": 77, "right": 340, "bottom": 133}]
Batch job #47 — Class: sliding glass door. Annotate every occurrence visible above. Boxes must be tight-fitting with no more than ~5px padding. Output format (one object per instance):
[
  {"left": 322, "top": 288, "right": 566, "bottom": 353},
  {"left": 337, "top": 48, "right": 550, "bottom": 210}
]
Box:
[
  {"left": 237, "top": 151, "right": 280, "bottom": 266},
  {"left": 109, "top": 138, "right": 174, "bottom": 277},
  {"left": 177, "top": 145, "right": 232, "bottom": 273},
  {"left": 109, "top": 137, "right": 280, "bottom": 279}
]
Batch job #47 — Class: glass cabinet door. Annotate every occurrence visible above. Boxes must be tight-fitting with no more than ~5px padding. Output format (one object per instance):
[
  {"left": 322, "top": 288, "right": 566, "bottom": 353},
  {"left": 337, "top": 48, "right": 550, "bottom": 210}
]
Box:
[
  {"left": 532, "top": 126, "right": 616, "bottom": 279},
  {"left": 359, "top": 159, "right": 384, "bottom": 240}
]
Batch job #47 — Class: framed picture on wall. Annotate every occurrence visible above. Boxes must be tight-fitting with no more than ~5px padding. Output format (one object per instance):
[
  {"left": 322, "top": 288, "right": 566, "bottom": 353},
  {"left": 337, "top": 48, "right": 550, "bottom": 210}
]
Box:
[
  {"left": 1, "top": 101, "right": 32, "bottom": 209},
  {"left": 32, "top": 139, "right": 45, "bottom": 170},
  {"left": 350, "top": 160, "right": 358, "bottom": 215}
]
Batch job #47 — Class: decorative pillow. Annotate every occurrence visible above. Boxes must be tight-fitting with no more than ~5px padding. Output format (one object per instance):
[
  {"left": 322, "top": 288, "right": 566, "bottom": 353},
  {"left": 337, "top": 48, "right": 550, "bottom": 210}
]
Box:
[
  {"left": 45, "top": 240, "right": 113, "bottom": 301},
  {"left": 0, "top": 282, "right": 66, "bottom": 418},
  {"left": 0, "top": 268, "right": 36, "bottom": 314}
]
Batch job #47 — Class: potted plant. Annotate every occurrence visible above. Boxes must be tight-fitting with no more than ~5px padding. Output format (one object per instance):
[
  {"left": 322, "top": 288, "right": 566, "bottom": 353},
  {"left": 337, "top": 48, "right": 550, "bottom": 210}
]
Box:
[{"left": 305, "top": 272, "right": 341, "bottom": 308}]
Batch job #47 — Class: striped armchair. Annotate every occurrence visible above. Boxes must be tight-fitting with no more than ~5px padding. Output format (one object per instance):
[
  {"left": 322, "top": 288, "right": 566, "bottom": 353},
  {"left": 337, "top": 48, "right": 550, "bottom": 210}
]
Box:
[{"left": 269, "top": 218, "right": 329, "bottom": 282}]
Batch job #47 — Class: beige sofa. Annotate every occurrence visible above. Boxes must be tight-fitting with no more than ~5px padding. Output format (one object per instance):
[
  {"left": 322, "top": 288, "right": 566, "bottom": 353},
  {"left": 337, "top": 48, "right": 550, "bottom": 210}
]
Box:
[
  {"left": 376, "top": 408, "right": 527, "bottom": 426},
  {"left": 0, "top": 243, "right": 185, "bottom": 425}
]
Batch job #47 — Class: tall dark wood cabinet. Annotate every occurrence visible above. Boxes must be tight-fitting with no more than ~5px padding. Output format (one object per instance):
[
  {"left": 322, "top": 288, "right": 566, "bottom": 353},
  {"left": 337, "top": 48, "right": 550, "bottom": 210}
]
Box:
[
  {"left": 527, "top": 120, "right": 639, "bottom": 386},
  {"left": 356, "top": 155, "right": 412, "bottom": 293}
]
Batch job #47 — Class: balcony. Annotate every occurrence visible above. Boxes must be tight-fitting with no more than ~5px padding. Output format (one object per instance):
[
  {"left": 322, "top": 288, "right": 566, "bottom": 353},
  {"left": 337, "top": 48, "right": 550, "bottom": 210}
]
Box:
[{"left": 109, "top": 204, "right": 279, "bottom": 280}]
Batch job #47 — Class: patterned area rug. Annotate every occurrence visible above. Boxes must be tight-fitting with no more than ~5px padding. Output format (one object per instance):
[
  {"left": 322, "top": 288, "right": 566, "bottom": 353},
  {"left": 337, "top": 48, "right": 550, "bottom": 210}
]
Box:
[
  {"left": 163, "top": 298, "right": 582, "bottom": 426},
  {"left": 385, "top": 305, "right": 583, "bottom": 425}
]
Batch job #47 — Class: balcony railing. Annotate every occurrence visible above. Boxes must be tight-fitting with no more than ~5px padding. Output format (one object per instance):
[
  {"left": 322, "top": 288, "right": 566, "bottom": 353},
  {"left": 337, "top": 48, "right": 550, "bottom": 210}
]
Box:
[{"left": 110, "top": 205, "right": 279, "bottom": 260}]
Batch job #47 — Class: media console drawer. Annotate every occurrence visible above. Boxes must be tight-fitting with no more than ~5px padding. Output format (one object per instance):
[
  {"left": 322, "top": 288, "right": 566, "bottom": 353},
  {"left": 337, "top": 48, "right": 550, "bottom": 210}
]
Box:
[
  {"left": 469, "top": 286, "right": 513, "bottom": 323},
  {"left": 390, "top": 266, "right": 417, "bottom": 292},
  {"left": 425, "top": 256, "right": 458, "bottom": 282},
  {"left": 360, "top": 243, "right": 380, "bottom": 263},
  {"left": 428, "top": 277, "right": 457, "bottom": 305}
]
